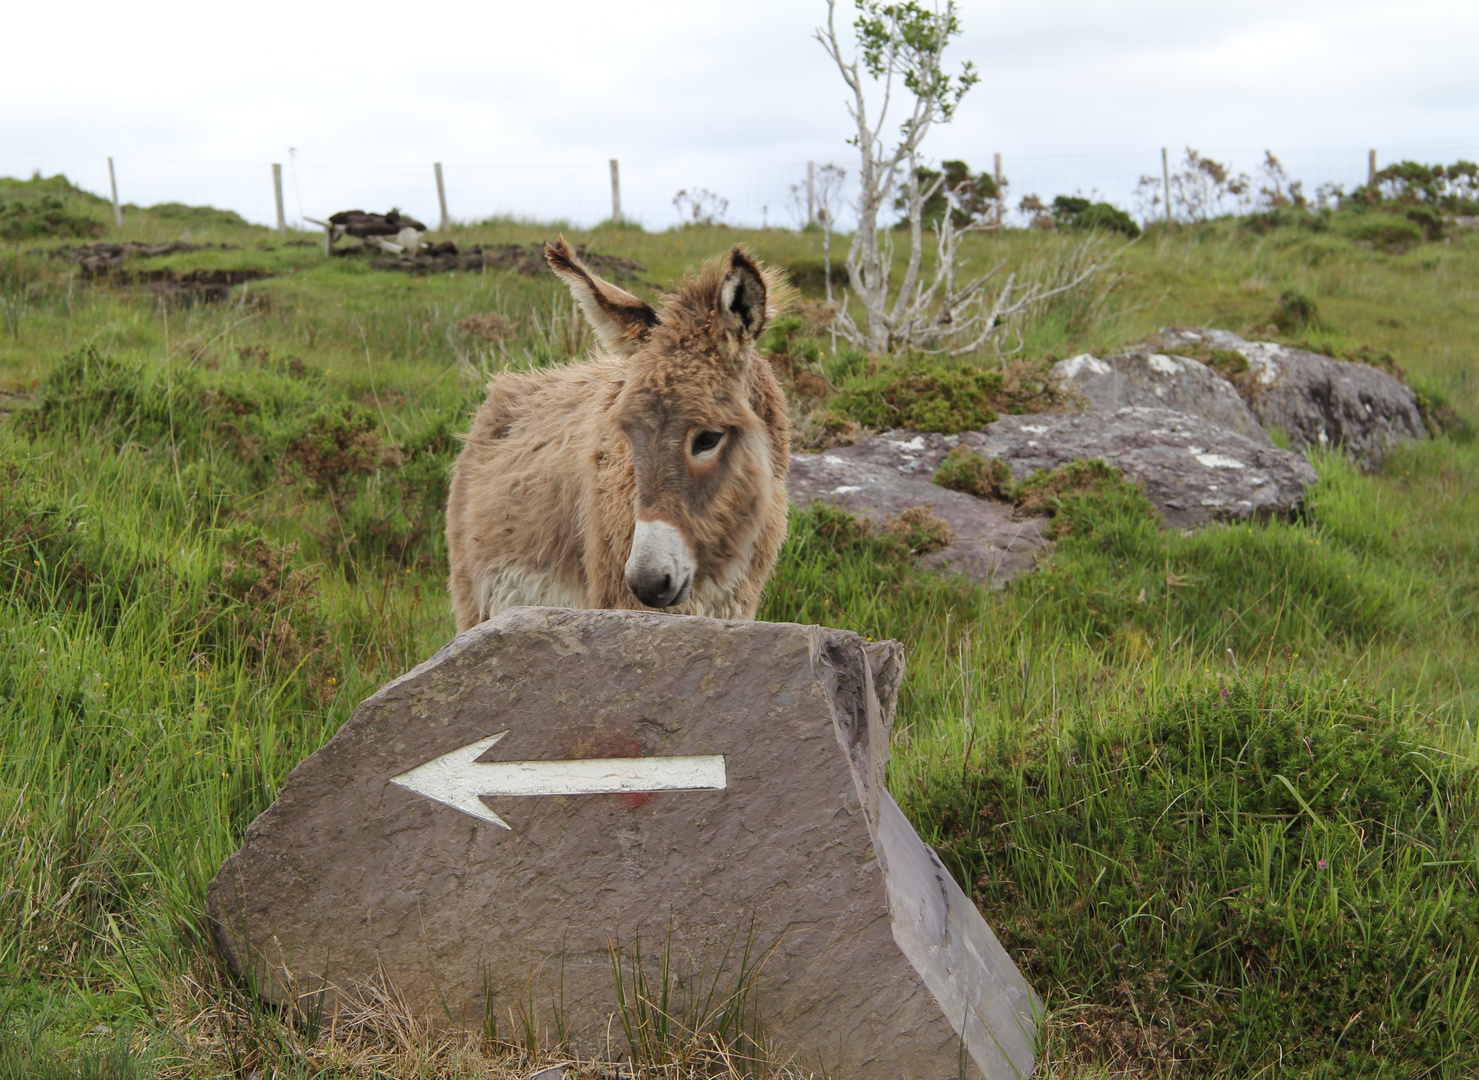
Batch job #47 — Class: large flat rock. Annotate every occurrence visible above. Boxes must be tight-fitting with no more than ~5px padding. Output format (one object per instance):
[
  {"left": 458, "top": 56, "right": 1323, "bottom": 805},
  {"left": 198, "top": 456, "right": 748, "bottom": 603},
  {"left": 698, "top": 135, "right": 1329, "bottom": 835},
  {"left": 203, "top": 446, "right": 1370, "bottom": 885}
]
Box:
[
  {"left": 788, "top": 446, "right": 1052, "bottom": 589},
  {"left": 967, "top": 410, "right": 1317, "bottom": 527},
  {"left": 1051, "top": 349, "right": 1272, "bottom": 444},
  {"left": 1156, "top": 327, "right": 1425, "bottom": 468},
  {"left": 789, "top": 410, "right": 1316, "bottom": 536},
  {"left": 209, "top": 608, "right": 1040, "bottom": 1079}
]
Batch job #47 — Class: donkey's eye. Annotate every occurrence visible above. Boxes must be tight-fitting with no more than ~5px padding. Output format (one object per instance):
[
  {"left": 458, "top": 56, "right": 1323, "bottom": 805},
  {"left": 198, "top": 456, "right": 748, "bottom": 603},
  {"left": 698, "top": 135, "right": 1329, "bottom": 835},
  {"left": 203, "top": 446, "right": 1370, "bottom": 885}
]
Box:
[{"left": 691, "top": 430, "right": 725, "bottom": 455}]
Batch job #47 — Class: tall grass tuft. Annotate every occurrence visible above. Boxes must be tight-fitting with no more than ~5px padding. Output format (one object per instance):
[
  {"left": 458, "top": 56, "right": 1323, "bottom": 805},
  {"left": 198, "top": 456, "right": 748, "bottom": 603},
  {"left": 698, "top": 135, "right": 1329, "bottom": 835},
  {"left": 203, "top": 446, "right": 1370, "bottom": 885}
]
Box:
[{"left": 609, "top": 921, "right": 784, "bottom": 1077}]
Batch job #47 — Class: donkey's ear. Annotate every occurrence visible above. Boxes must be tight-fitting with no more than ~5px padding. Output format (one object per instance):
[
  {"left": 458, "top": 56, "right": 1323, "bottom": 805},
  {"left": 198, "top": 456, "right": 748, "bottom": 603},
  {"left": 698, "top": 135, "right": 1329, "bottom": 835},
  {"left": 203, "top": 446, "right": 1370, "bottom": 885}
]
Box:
[
  {"left": 716, "top": 247, "right": 771, "bottom": 361},
  {"left": 545, "top": 236, "right": 658, "bottom": 357}
]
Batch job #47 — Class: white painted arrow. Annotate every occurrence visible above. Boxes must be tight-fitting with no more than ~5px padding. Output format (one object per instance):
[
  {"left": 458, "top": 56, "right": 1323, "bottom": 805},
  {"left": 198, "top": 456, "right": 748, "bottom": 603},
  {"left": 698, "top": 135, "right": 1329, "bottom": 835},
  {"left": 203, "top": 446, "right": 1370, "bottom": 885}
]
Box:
[{"left": 389, "top": 731, "right": 727, "bottom": 830}]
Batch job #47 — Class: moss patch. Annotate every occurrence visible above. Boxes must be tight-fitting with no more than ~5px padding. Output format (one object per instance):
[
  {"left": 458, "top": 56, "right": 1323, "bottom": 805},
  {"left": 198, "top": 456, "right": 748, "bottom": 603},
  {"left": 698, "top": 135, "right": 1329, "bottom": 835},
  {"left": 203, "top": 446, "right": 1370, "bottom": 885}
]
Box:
[
  {"left": 933, "top": 452, "right": 1147, "bottom": 540},
  {"left": 808, "top": 501, "right": 957, "bottom": 558},
  {"left": 932, "top": 445, "right": 1014, "bottom": 499},
  {"left": 825, "top": 356, "right": 1076, "bottom": 435},
  {"left": 828, "top": 360, "right": 1004, "bottom": 433}
]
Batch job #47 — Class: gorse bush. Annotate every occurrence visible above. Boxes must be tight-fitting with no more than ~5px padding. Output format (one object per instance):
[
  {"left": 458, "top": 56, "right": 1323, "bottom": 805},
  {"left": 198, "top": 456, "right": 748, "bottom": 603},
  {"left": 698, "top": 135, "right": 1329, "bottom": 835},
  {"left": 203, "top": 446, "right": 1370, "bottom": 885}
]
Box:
[
  {"left": 1271, "top": 288, "right": 1319, "bottom": 331},
  {"left": 1012, "top": 458, "right": 1129, "bottom": 527},
  {"left": 1339, "top": 212, "right": 1426, "bottom": 254},
  {"left": 282, "top": 402, "right": 403, "bottom": 502},
  {"left": 1355, "top": 160, "right": 1479, "bottom": 215},
  {"left": 893, "top": 159, "right": 1001, "bottom": 230},
  {"left": 1051, "top": 195, "right": 1141, "bottom": 238}
]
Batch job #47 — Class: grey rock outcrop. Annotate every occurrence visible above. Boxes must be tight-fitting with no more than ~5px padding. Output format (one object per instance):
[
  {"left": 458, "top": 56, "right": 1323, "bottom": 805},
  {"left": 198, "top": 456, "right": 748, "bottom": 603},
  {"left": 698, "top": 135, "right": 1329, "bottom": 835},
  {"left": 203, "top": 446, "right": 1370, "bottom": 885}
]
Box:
[
  {"left": 789, "top": 408, "right": 1316, "bottom": 540},
  {"left": 209, "top": 608, "right": 1041, "bottom": 1080},
  {"left": 968, "top": 410, "right": 1317, "bottom": 528},
  {"left": 1051, "top": 349, "right": 1272, "bottom": 444},
  {"left": 1156, "top": 327, "right": 1425, "bottom": 468},
  {"left": 788, "top": 444, "right": 1052, "bottom": 589}
]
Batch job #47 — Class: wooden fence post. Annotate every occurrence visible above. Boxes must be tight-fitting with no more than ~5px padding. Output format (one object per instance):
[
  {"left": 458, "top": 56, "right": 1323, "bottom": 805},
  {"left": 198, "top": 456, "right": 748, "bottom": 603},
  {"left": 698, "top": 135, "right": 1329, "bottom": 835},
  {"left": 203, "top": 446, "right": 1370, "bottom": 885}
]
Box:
[
  {"left": 272, "top": 163, "right": 286, "bottom": 235},
  {"left": 993, "top": 152, "right": 1003, "bottom": 227},
  {"left": 1162, "top": 147, "right": 1172, "bottom": 225},
  {"left": 609, "top": 159, "right": 622, "bottom": 224},
  {"left": 1368, "top": 149, "right": 1377, "bottom": 187},
  {"left": 107, "top": 157, "right": 122, "bottom": 227},
  {"left": 435, "top": 162, "right": 450, "bottom": 231},
  {"left": 807, "top": 161, "right": 816, "bottom": 226}
]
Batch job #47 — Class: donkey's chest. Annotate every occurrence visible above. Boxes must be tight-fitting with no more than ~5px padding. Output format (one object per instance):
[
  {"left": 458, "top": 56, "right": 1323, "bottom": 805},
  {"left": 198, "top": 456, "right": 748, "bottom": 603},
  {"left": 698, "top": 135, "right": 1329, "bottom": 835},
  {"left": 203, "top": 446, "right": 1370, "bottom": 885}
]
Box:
[{"left": 477, "top": 565, "right": 588, "bottom": 619}]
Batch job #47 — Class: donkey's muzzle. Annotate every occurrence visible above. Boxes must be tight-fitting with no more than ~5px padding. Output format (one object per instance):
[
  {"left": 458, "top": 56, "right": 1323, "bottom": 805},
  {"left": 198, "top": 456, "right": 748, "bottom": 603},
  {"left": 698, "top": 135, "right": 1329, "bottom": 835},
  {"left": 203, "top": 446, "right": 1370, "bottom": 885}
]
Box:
[{"left": 625, "top": 519, "right": 695, "bottom": 609}]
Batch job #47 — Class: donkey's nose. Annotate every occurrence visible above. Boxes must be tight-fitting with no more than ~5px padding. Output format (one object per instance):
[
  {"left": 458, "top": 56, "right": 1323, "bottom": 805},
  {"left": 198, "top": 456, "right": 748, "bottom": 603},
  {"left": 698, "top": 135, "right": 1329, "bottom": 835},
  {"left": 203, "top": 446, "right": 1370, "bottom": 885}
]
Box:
[
  {"left": 625, "top": 520, "right": 696, "bottom": 609},
  {"left": 627, "top": 567, "right": 687, "bottom": 608}
]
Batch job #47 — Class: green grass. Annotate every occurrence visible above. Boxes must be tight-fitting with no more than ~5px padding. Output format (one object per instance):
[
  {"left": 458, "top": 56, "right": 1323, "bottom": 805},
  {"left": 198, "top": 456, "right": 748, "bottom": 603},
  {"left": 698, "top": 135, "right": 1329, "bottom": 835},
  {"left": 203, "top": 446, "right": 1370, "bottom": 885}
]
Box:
[
  {"left": 910, "top": 677, "right": 1479, "bottom": 1077},
  {"left": 2, "top": 200, "right": 1477, "bottom": 1076}
]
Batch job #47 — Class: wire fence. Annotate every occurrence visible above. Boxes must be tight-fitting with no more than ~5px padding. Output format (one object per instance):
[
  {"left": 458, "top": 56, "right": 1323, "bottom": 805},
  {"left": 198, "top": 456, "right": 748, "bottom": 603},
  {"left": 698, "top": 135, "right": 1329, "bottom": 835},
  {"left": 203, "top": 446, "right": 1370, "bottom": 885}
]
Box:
[{"left": 4, "top": 147, "right": 1477, "bottom": 234}]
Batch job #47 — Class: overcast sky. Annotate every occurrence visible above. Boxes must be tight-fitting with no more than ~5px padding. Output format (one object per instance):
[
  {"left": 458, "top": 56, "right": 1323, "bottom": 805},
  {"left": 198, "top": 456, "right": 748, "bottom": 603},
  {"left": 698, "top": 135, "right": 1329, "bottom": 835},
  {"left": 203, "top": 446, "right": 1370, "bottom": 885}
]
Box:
[{"left": 4, "top": 0, "right": 1476, "bottom": 226}]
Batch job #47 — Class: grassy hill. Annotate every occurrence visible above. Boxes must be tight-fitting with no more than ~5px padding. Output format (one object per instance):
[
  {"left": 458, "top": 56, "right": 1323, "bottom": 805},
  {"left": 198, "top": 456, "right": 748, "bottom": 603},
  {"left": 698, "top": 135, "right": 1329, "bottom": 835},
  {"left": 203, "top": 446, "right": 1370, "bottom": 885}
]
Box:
[{"left": 2, "top": 195, "right": 1477, "bottom": 1077}]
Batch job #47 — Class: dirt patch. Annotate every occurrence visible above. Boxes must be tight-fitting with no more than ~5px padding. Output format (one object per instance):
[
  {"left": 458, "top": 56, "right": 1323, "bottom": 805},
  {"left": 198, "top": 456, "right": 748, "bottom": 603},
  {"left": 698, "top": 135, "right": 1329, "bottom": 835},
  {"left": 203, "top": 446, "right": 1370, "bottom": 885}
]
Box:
[
  {"left": 368, "top": 242, "right": 647, "bottom": 284},
  {"left": 133, "top": 267, "right": 275, "bottom": 303},
  {"left": 37, "top": 241, "right": 240, "bottom": 275},
  {"left": 30, "top": 241, "right": 268, "bottom": 301},
  {"left": 28, "top": 241, "right": 275, "bottom": 298}
]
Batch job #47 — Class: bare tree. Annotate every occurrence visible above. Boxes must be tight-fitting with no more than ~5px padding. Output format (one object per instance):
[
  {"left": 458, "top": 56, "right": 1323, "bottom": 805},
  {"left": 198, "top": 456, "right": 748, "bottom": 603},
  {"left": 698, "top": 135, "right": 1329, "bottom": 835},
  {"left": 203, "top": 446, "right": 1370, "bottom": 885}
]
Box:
[
  {"left": 814, "top": 164, "right": 847, "bottom": 306},
  {"left": 1136, "top": 148, "right": 1251, "bottom": 224},
  {"left": 816, "top": 0, "right": 1094, "bottom": 356},
  {"left": 1256, "top": 152, "right": 1308, "bottom": 210},
  {"left": 672, "top": 188, "right": 729, "bottom": 227}
]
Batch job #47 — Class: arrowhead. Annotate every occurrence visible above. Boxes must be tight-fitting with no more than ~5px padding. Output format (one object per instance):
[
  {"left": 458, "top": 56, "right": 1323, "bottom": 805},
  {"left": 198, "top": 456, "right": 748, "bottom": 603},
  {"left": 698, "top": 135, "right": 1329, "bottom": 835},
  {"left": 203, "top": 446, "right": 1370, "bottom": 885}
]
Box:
[{"left": 389, "top": 731, "right": 512, "bottom": 828}]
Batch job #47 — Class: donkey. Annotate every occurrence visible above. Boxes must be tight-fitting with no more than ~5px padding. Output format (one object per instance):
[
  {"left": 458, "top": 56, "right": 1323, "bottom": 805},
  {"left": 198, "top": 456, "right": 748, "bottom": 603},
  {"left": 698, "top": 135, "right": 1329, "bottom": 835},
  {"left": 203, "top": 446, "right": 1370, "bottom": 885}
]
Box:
[{"left": 445, "top": 238, "right": 792, "bottom": 633}]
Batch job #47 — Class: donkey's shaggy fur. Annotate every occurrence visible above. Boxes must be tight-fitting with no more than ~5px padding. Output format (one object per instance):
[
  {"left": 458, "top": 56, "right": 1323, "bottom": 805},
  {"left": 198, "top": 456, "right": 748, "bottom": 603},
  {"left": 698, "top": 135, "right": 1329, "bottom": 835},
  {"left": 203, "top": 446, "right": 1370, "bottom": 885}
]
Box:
[{"left": 445, "top": 239, "right": 792, "bottom": 632}]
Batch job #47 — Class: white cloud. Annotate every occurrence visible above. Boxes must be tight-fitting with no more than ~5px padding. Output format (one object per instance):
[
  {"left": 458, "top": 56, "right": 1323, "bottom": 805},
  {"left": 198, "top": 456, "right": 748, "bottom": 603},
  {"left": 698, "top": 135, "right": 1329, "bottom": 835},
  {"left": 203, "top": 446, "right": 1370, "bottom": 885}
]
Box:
[{"left": 3, "top": 0, "right": 1474, "bottom": 225}]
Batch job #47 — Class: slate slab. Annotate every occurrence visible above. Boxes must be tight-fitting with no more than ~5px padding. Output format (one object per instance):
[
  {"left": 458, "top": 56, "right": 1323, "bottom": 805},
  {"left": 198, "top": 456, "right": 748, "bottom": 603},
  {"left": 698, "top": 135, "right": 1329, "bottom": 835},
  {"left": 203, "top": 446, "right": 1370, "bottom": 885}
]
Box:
[
  {"left": 788, "top": 444, "right": 1053, "bottom": 589},
  {"left": 790, "top": 410, "right": 1316, "bottom": 539},
  {"left": 1050, "top": 349, "right": 1272, "bottom": 444},
  {"left": 209, "top": 608, "right": 1040, "bottom": 1079},
  {"left": 967, "top": 410, "right": 1317, "bottom": 528},
  {"left": 1155, "top": 327, "right": 1425, "bottom": 468}
]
